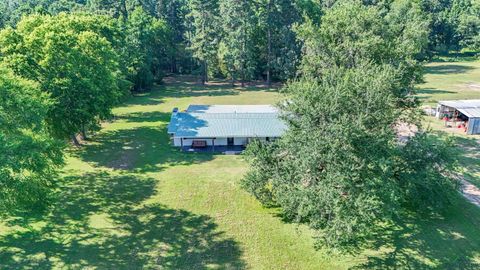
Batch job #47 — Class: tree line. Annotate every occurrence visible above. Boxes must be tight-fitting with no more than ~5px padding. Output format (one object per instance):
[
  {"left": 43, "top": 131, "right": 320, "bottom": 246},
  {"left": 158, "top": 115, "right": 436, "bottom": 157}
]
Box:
[{"left": 1, "top": 0, "right": 479, "bottom": 86}]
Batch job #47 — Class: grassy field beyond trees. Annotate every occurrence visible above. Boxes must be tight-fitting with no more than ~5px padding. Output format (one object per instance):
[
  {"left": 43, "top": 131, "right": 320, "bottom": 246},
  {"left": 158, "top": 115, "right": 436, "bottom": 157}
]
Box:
[
  {"left": 418, "top": 57, "right": 480, "bottom": 104},
  {"left": 1, "top": 75, "right": 479, "bottom": 269}
]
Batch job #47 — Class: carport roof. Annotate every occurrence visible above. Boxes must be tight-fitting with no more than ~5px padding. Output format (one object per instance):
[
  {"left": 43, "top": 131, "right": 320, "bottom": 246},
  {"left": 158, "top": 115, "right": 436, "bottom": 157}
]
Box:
[{"left": 439, "top": 100, "right": 480, "bottom": 118}]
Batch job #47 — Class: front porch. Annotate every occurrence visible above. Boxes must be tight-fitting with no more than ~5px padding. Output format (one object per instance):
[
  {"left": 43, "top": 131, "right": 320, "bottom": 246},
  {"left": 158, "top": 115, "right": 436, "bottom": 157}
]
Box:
[{"left": 181, "top": 145, "right": 246, "bottom": 155}]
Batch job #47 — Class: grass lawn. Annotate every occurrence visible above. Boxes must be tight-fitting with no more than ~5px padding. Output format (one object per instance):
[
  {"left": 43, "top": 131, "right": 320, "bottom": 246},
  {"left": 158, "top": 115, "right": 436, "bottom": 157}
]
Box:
[
  {"left": 1, "top": 76, "right": 480, "bottom": 269},
  {"left": 417, "top": 56, "right": 480, "bottom": 105}
]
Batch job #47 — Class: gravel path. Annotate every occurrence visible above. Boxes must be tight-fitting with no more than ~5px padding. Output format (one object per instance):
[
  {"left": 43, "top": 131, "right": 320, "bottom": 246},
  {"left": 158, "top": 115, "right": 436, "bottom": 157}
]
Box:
[{"left": 461, "top": 180, "right": 480, "bottom": 207}]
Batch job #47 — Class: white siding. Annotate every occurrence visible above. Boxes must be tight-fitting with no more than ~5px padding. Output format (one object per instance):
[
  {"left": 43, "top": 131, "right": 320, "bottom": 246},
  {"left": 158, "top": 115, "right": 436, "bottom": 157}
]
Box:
[
  {"left": 173, "top": 137, "right": 182, "bottom": 147},
  {"left": 234, "top": 137, "right": 248, "bottom": 146},
  {"left": 172, "top": 136, "right": 279, "bottom": 147},
  {"left": 214, "top": 138, "right": 228, "bottom": 146},
  {"left": 173, "top": 137, "right": 229, "bottom": 147}
]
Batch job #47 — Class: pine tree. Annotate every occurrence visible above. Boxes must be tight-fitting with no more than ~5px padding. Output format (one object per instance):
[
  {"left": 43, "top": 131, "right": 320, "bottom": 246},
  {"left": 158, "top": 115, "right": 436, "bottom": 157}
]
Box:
[
  {"left": 219, "top": 0, "right": 255, "bottom": 86},
  {"left": 188, "top": 0, "right": 220, "bottom": 84},
  {"left": 155, "top": 0, "right": 190, "bottom": 73},
  {"left": 258, "top": 0, "right": 301, "bottom": 83}
]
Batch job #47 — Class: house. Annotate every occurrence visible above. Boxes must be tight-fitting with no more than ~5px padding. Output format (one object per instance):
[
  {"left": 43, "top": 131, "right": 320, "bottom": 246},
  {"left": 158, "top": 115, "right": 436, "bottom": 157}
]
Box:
[
  {"left": 436, "top": 100, "right": 480, "bottom": 135},
  {"left": 167, "top": 105, "right": 286, "bottom": 150}
]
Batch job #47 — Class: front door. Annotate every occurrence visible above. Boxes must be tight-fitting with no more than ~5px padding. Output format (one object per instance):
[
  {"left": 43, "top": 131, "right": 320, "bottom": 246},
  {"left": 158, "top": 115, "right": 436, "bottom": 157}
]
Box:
[{"left": 227, "top": 137, "right": 234, "bottom": 146}]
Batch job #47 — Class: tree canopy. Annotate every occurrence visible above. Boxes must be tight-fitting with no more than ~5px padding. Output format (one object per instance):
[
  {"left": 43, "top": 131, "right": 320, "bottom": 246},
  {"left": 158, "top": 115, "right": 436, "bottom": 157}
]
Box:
[
  {"left": 0, "top": 13, "right": 127, "bottom": 141},
  {"left": 0, "top": 65, "right": 63, "bottom": 213}
]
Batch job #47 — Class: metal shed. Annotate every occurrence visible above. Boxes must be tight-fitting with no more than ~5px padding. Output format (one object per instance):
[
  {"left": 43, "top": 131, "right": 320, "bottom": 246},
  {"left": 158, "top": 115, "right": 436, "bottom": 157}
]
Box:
[{"left": 437, "top": 100, "right": 480, "bottom": 135}]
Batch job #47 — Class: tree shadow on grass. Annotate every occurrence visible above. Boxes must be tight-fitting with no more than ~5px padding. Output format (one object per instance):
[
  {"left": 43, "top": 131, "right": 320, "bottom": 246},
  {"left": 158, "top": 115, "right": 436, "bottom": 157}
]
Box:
[
  {"left": 451, "top": 136, "right": 480, "bottom": 188},
  {"left": 123, "top": 75, "right": 279, "bottom": 107},
  {"left": 415, "top": 88, "right": 456, "bottom": 103},
  {"left": 425, "top": 64, "right": 475, "bottom": 75},
  {"left": 116, "top": 111, "right": 172, "bottom": 123},
  {"left": 416, "top": 88, "right": 456, "bottom": 96},
  {"left": 0, "top": 171, "right": 245, "bottom": 269},
  {"left": 75, "top": 112, "right": 214, "bottom": 173},
  {"left": 351, "top": 199, "right": 480, "bottom": 269}
]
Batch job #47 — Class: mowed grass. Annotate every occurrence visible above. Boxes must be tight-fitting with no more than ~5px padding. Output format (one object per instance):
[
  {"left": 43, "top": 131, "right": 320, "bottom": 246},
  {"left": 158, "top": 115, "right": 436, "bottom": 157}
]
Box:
[
  {"left": 417, "top": 56, "right": 480, "bottom": 105},
  {"left": 1, "top": 76, "right": 480, "bottom": 269}
]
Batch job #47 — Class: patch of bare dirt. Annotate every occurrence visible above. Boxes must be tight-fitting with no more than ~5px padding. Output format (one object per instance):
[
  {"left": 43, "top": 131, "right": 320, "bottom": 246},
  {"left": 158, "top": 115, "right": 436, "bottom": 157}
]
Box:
[
  {"left": 461, "top": 179, "right": 480, "bottom": 207},
  {"left": 466, "top": 83, "right": 480, "bottom": 91},
  {"left": 395, "top": 122, "right": 418, "bottom": 143},
  {"left": 108, "top": 148, "right": 137, "bottom": 170}
]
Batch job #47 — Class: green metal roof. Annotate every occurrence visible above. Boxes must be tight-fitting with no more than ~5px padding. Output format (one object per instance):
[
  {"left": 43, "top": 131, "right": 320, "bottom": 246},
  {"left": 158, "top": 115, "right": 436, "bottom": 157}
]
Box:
[{"left": 168, "top": 107, "right": 286, "bottom": 138}]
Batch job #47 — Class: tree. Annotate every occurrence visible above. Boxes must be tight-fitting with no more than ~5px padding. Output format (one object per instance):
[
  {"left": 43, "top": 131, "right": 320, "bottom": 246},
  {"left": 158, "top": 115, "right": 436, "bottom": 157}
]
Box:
[
  {"left": 242, "top": 0, "right": 458, "bottom": 249},
  {"left": 219, "top": 0, "right": 256, "bottom": 86},
  {"left": 124, "top": 7, "right": 172, "bottom": 91},
  {"left": 243, "top": 65, "right": 458, "bottom": 249},
  {"left": 188, "top": 0, "right": 220, "bottom": 84},
  {"left": 297, "top": 0, "right": 428, "bottom": 110},
  {"left": 243, "top": 65, "right": 404, "bottom": 248},
  {"left": 154, "top": 0, "right": 191, "bottom": 74},
  {"left": 257, "top": 0, "right": 302, "bottom": 83},
  {"left": 456, "top": 0, "right": 480, "bottom": 51},
  {"left": 0, "top": 65, "right": 64, "bottom": 213},
  {"left": 0, "top": 13, "right": 128, "bottom": 143}
]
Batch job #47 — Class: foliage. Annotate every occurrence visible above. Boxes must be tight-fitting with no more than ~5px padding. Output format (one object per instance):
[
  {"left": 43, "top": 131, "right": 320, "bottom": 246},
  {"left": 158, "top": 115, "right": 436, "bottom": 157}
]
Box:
[
  {"left": 243, "top": 65, "right": 459, "bottom": 248},
  {"left": 0, "top": 13, "right": 127, "bottom": 140},
  {"left": 244, "top": 66, "right": 400, "bottom": 248},
  {"left": 1, "top": 0, "right": 478, "bottom": 87},
  {"left": 395, "top": 133, "right": 460, "bottom": 210},
  {"left": 256, "top": 0, "right": 302, "bottom": 82},
  {"left": 0, "top": 66, "right": 63, "bottom": 213},
  {"left": 242, "top": 0, "right": 460, "bottom": 249},
  {"left": 420, "top": 0, "right": 480, "bottom": 54},
  {"left": 297, "top": 0, "right": 429, "bottom": 95},
  {"left": 218, "top": 0, "right": 256, "bottom": 85},
  {"left": 188, "top": 0, "right": 220, "bottom": 83},
  {"left": 123, "top": 7, "right": 172, "bottom": 91}
]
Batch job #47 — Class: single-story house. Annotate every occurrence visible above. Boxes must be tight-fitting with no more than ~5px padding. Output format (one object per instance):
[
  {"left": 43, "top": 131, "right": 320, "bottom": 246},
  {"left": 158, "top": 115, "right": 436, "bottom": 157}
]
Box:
[
  {"left": 436, "top": 100, "right": 480, "bottom": 135},
  {"left": 167, "top": 105, "right": 286, "bottom": 149}
]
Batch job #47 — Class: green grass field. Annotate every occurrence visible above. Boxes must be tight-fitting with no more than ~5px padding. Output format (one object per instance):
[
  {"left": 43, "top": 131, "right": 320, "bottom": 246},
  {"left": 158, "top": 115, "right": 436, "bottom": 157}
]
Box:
[
  {"left": 417, "top": 57, "right": 480, "bottom": 105},
  {"left": 1, "top": 74, "right": 480, "bottom": 269}
]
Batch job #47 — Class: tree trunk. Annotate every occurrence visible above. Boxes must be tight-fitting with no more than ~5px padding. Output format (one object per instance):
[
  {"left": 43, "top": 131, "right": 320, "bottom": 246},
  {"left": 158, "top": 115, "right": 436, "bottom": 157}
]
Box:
[
  {"left": 81, "top": 125, "right": 88, "bottom": 140},
  {"left": 205, "top": 61, "right": 208, "bottom": 83},
  {"left": 266, "top": 0, "right": 273, "bottom": 86},
  {"left": 71, "top": 134, "right": 80, "bottom": 146},
  {"left": 201, "top": 60, "right": 208, "bottom": 85},
  {"left": 171, "top": 55, "right": 177, "bottom": 73}
]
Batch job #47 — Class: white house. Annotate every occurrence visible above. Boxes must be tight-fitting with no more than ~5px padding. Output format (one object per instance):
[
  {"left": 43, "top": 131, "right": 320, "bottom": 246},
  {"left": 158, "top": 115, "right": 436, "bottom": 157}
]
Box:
[{"left": 167, "top": 105, "right": 286, "bottom": 149}]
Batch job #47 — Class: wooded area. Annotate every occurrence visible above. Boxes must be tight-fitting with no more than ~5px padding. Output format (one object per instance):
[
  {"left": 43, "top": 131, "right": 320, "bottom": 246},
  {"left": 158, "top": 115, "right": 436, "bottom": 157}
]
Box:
[{"left": 1, "top": 0, "right": 479, "bottom": 252}]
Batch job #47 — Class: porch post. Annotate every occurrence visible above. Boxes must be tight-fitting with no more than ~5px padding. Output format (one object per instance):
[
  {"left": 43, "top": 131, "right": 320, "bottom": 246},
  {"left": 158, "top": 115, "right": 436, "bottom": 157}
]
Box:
[{"left": 212, "top": 138, "right": 215, "bottom": 152}]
